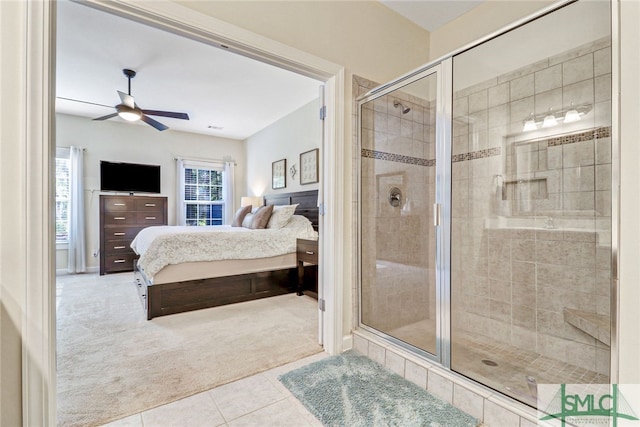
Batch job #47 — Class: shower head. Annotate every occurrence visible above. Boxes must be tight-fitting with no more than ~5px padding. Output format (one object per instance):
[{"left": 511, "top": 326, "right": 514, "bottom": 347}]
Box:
[{"left": 393, "top": 100, "right": 411, "bottom": 114}]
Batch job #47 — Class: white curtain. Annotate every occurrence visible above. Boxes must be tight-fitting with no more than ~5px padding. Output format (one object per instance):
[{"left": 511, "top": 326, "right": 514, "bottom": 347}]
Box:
[
  {"left": 223, "top": 161, "right": 235, "bottom": 224},
  {"left": 67, "top": 146, "right": 86, "bottom": 273},
  {"left": 176, "top": 158, "right": 186, "bottom": 225}
]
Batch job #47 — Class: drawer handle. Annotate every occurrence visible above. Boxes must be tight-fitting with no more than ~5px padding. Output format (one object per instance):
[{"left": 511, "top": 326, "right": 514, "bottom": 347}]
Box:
[
  {"left": 113, "top": 232, "right": 125, "bottom": 236},
  {"left": 113, "top": 259, "right": 126, "bottom": 263},
  {"left": 114, "top": 217, "right": 126, "bottom": 220},
  {"left": 114, "top": 203, "right": 126, "bottom": 206},
  {"left": 305, "top": 251, "right": 315, "bottom": 255},
  {"left": 145, "top": 203, "right": 156, "bottom": 207},
  {"left": 113, "top": 246, "right": 126, "bottom": 250},
  {"left": 145, "top": 216, "right": 156, "bottom": 220}
]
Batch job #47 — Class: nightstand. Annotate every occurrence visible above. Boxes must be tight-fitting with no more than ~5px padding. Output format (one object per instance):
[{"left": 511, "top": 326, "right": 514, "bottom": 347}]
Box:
[{"left": 296, "top": 238, "right": 318, "bottom": 298}]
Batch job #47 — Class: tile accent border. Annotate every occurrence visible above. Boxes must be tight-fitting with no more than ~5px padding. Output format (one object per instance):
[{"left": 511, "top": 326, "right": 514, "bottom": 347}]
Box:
[
  {"left": 352, "top": 329, "right": 542, "bottom": 427},
  {"left": 452, "top": 147, "right": 501, "bottom": 163},
  {"left": 547, "top": 126, "right": 611, "bottom": 147},
  {"left": 361, "top": 148, "right": 436, "bottom": 167}
]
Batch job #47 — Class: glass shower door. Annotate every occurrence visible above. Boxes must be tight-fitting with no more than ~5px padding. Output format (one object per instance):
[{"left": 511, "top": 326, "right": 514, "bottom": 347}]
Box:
[
  {"left": 358, "top": 68, "right": 440, "bottom": 357},
  {"left": 449, "top": 0, "right": 612, "bottom": 406}
]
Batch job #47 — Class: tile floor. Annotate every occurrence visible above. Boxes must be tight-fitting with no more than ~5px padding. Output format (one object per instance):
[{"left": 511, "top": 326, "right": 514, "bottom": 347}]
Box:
[
  {"left": 101, "top": 352, "right": 328, "bottom": 427},
  {"left": 389, "top": 319, "right": 609, "bottom": 406}
]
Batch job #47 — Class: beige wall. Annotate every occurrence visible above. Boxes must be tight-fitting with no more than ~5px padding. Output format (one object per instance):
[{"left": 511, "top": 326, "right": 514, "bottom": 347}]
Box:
[
  {"left": 245, "top": 99, "right": 321, "bottom": 197},
  {"left": 180, "top": 0, "right": 431, "bottom": 87}
]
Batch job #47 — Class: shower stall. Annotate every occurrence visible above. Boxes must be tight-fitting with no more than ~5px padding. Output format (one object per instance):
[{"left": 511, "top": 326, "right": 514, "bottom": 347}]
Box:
[{"left": 357, "top": 0, "right": 613, "bottom": 408}]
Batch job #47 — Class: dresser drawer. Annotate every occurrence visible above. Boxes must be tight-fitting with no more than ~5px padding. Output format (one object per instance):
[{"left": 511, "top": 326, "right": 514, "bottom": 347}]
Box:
[
  {"left": 297, "top": 239, "right": 318, "bottom": 264},
  {"left": 102, "top": 197, "right": 136, "bottom": 212},
  {"left": 104, "top": 239, "right": 135, "bottom": 255},
  {"left": 103, "top": 213, "right": 136, "bottom": 225},
  {"left": 103, "top": 226, "right": 144, "bottom": 241},
  {"left": 135, "top": 198, "right": 165, "bottom": 212},
  {"left": 135, "top": 211, "right": 165, "bottom": 225},
  {"left": 105, "top": 253, "right": 138, "bottom": 272}
]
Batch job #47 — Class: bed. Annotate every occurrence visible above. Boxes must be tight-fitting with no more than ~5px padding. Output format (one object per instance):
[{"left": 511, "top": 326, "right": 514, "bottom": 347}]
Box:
[{"left": 132, "top": 190, "right": 319, "bottom": 320}]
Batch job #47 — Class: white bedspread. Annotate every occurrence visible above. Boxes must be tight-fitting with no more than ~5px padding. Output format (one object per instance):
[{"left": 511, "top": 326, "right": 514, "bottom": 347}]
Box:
[{"left": 131, "top": 216, "right": 317, "bottom": 278}]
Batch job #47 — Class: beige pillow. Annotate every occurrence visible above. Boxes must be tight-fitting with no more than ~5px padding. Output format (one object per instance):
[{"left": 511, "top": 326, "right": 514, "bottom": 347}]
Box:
[
  {"left": 248, "top": 205, "right": 274, "bottom": 229},
  {"left": 267, "top": 204, "right": 299, "bottom": 229},
  {"left": 231, "top": 205, "right": 252, "bottom": 227}
]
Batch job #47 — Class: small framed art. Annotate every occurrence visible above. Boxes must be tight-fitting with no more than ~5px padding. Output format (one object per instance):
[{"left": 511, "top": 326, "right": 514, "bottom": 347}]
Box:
[
  {"left": 300, "top": 148, "right": 319, "bottom": 185},
  {"left": 272, "top": 158, "right": 286, "bottom": 189}
]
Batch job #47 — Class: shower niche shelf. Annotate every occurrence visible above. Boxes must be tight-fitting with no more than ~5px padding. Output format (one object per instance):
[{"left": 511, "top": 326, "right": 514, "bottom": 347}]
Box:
[{"left": 563, "top": 308, "right": 610, "bottom": 346}]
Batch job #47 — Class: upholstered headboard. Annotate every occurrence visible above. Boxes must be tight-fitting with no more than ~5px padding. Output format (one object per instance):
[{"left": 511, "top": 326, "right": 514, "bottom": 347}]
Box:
[{"left": 264, "top": 190, "right": 319, "bottom": 231}]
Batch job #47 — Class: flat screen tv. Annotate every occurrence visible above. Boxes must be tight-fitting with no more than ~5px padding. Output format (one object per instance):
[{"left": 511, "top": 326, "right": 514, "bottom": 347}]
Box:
[{"left": 100, "top": 161, "right": 161, "bottom": 194}]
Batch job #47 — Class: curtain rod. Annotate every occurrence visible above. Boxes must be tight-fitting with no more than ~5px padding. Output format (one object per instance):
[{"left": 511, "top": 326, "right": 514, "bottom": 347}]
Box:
[{"left": 174, "top": 155, "right": 236, "bottom": 165}]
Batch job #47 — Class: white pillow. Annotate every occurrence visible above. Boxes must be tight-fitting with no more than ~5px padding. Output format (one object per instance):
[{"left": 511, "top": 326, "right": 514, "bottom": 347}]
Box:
[
  {"left": 241, "top": 212, "right": 253, "bottom": 228},
  {"left": 266, "top": 204, "right": 298, "bottom": 229}
]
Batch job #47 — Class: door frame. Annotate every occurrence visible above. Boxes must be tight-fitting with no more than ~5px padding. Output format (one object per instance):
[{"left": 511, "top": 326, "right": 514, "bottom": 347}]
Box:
[{"left": 20, "top": 0, "right": 346, "bottom": 424}]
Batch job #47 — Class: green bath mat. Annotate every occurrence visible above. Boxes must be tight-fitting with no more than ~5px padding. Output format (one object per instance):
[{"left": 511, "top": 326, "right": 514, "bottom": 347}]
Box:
[{"left": 279, "top": 351, "right": 478, "bottom": 427}]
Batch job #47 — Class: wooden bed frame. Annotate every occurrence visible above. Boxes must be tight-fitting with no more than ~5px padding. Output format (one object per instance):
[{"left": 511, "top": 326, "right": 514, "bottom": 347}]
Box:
[{"left": 135, "top": 189, "right": 318, "bottom": 320}]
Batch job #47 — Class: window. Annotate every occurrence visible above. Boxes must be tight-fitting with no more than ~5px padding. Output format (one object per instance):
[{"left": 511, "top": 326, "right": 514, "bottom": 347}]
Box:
[
  {"left": 180, "top": 162, "right": 225, "bottom": 226},
  {"left": 55, "top": 149, "right": 70, "bottom": 242}
]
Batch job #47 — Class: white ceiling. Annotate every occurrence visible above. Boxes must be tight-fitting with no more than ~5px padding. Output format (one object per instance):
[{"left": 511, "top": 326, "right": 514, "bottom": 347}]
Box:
[
  {"left": 380, "top": 0, "right": 483, "bottom": 32},
  {"left": 55, "top": 0, "right": 323, "bottom": 140},
  {"left": 56, "top": 1, "right": 482, "bottom": 139}
]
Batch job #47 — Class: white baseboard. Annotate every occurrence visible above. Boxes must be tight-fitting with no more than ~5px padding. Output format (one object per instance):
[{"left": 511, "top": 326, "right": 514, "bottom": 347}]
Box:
[{"left": 342, "top": 334, "right": 353, "bottom": 351}]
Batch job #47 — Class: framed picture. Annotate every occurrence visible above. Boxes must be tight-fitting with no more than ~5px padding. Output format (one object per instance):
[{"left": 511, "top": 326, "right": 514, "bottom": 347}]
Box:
[
  {"left": 300, "top": 149, "right": 319, "bottom": 185},
  {"left": 272, "top": 158, "right": 286, "bottom": 189}
]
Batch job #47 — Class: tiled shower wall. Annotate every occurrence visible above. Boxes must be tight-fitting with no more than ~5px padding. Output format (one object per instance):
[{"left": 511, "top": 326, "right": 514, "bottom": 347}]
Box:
[
  {"left": 450, "top": 37, "right": 612, "bottom": 375},
  {"left": 357, "top": 76, "right": 437, "bottom": 332}
]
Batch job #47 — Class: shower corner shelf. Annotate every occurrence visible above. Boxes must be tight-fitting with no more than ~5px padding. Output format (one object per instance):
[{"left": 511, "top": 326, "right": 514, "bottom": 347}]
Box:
[{"left": 563, "top": 308, "right": 610, "bottom": 346}]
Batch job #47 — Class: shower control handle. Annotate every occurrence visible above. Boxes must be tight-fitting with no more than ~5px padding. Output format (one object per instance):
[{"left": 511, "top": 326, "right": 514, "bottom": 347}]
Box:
[{"left": 388, "top": 187, "right": 402, "bottom": 208}]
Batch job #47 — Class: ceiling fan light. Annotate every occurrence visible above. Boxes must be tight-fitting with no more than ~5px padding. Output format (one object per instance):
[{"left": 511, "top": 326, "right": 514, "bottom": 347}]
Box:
[{"left": 116, "top": 104, "right": 141, "bottom": 122}]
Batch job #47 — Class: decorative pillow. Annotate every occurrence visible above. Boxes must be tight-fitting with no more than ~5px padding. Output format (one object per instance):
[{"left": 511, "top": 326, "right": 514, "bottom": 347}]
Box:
[
  {"left": 241, "top": 212, "right": 254, "bottom": 228},
  {"left": 266, "top": 204, "right": 299, "bottom": 229},
  {"left": 248, "top": 205, "right": 274, "bottom": 229},
  {"left": 231, "top": 205, "right": 252, "bottom": 227}
]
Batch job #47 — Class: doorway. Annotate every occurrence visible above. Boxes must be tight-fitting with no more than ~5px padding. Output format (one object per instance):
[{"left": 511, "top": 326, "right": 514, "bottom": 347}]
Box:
[{"left": 20, "top": 0, "right": 346, "bottom": 424}]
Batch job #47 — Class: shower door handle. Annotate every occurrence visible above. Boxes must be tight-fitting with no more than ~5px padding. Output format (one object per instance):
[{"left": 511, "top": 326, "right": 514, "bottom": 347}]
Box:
[{"left": 433, "top": 203, "right": 441, "bottom": 227}]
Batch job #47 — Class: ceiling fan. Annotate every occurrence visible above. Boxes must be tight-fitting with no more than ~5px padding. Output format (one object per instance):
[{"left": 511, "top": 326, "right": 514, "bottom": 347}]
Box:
[{"left": 92, "top": 68, "right": 190, "bottom": 131}]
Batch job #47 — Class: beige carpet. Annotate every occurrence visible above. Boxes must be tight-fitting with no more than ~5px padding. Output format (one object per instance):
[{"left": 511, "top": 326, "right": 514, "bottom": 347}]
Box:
[{"left": 56, "top": 272, "right": 321, "bottom": 427}]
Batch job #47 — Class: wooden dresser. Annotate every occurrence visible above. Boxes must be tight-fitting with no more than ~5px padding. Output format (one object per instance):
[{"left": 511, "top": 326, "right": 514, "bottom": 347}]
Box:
[{"left": 99, "top": 195, "right": 167, "bottom": 275}]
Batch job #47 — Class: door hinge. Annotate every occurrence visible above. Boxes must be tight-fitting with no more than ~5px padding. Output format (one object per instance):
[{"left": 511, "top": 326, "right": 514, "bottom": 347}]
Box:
[
  {"left": 433, "top": 203, "right": 441, "bottom": 226},
  {"left": 318, "top": 202, "right": 326, "bottom": 216},
  {"left": 319, "top": 105, "right": 326, "bottom": 120},
  {"left": 319, "top": 298, "right": 326, "bottom": 312}
]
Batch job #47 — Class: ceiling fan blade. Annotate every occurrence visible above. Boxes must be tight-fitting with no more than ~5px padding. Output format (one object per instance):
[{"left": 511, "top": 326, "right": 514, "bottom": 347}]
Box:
[
  {"left": 93, "top": 112, "right": 119, "bottom": 121},
  {"left": 141, "top": 110, "right": 190, "bottom": 120},
  {"left": 117, "top": 91, "right": 135, "bottom": 109},
  {"left": 140, "top": 114, "right": 169, "bottom": 131},
  {"left": 57, "top": 97, "right": 113, "bottom": 109}
]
